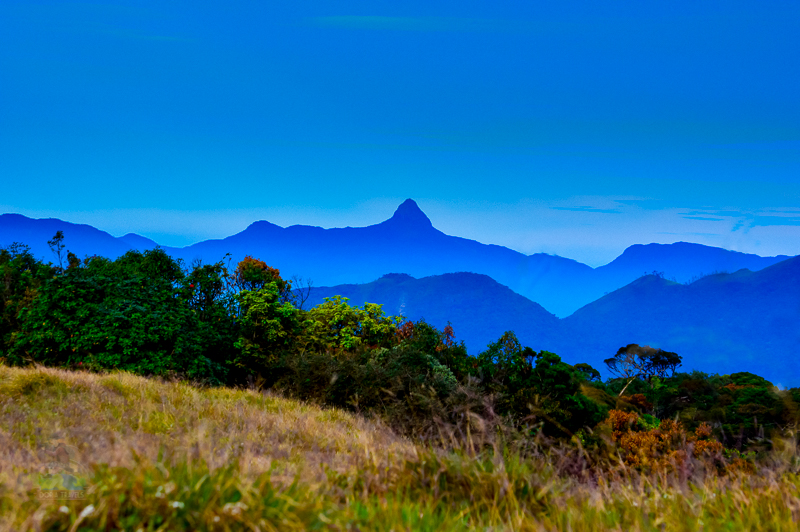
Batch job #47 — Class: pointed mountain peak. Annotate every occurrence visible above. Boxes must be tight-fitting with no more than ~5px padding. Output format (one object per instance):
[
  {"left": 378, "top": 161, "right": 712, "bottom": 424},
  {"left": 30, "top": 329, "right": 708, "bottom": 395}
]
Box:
[{"left": 387, "top": 199, "right": 433, "bottom": 229}]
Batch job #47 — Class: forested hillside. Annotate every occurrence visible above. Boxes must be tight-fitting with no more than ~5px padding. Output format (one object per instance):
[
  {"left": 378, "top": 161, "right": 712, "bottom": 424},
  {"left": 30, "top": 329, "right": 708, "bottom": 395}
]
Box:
[{"left": 306, "top": 271, "right": 565, "bottom": 354}]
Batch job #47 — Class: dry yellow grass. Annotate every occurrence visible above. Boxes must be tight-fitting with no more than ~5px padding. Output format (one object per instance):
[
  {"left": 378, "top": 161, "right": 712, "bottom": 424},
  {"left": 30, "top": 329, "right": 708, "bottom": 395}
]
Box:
[
  {"left": 2, "top": 363, "right": 800, "bottom": 531},
  {"left": 0, "top": 364, "right": 416, "bottom": 490}
]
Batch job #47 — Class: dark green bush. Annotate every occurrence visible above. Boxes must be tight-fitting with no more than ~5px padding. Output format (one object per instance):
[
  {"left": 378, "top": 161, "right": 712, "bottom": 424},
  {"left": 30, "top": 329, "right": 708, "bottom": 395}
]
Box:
[
  {"left": 8, "top": 249, "right": 231, "bottom": 385},
  {"left": 268, "top": 343, "right": 464, "bottom": 436},
  {"left": 473, "top": 332, "right": 607, "bottom": 436},
  {"left": 0, "top": 243, "right": 54, "bottom": 358}
]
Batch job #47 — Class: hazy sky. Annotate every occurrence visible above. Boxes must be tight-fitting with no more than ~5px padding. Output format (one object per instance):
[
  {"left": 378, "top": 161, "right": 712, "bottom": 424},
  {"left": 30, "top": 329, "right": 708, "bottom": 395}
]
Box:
[{"left": 2, "top": 1, "right": 799, "bottom": 267}]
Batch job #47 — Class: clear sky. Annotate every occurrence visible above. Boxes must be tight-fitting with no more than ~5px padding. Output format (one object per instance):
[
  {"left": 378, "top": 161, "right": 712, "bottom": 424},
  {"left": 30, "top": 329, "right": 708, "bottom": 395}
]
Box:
[{"left": 2, "top": 1, "right": 799, "bottom": 267}]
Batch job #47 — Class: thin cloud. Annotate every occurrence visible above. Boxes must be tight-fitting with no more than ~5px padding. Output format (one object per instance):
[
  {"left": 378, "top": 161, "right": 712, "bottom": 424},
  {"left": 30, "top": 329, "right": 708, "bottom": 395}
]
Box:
[
  {"left": 656, "top": 232, "right": 720, "bottom": 237},
  {"left": 728, "top": 213, "right": 800, "bottom": 235},
  {"left": 682, "top": 216, "right": 725, "bottom": 221},
  {"left": 308, "top": 16, "right": 538, "bottom": 33},
  {"left": 98, "top": 28, "right": 192, "bottom": 42},
  {"left": 551, "top": 206, "right": 622, "bottom": 214},
  {"left": 750, "top": 215, "right": 800, "bottom": 227},
  {"left": 683, "top": 209, "right": 748, "bottom": 217},
  {"left": 763, "top": 208, "right": 800, "bottom": 214}
]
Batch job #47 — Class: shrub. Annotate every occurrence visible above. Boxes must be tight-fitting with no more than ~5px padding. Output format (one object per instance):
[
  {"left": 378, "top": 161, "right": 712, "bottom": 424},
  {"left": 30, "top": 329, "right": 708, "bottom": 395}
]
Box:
[
  {"left": 607, "top": 409, "right": 724, "bottom": 472},
  {"left": 8, "top": 249, "right": 230, "bottom": 385},
  {"left": 301, "top": 296, "right": 402, "bottom": 354},
  {"left": 396, "top": 319, "right": 472, "bottom": 381},
  {"left": 0, "top": 243, "right": 54, "bottom": 358},
  {"left": 230, "top": 283, "right": 302, "bottom": 377},
  {"left": 267, "top": 343, "right": 465, "bottom": 437},
  {"left": 474, "top": 332, "right": 607, "bottom": 436}
]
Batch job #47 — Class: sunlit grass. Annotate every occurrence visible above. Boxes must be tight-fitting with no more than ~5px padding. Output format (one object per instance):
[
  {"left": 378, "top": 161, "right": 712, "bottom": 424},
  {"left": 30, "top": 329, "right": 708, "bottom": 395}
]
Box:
[{"left": 2, "top": 363, "right": 800, "bottom": 531}]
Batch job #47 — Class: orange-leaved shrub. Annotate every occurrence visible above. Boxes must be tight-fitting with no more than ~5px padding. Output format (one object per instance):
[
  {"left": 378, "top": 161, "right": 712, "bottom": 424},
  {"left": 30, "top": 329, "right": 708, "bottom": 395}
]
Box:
[{"left": 607, "top": 409, "right": 724, "bottom": 472}]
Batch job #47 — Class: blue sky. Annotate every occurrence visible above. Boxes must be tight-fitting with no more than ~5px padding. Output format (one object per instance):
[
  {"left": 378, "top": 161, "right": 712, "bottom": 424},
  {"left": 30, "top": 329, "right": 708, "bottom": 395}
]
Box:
[{"left": 1, "top": 1, "right": 799, "bottom": 266}]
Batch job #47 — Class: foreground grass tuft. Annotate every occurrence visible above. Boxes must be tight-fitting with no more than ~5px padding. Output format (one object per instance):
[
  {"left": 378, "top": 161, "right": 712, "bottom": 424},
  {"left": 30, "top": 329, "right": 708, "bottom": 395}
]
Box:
[{"left": 2, "top": 364, "right": 800, "bottom": 531}]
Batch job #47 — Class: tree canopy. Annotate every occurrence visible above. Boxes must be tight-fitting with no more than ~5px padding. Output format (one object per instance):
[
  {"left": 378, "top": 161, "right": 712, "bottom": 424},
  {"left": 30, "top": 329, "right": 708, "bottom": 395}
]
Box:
[{"left": 604, "top": 343, "right": 682, "bottom": 396}]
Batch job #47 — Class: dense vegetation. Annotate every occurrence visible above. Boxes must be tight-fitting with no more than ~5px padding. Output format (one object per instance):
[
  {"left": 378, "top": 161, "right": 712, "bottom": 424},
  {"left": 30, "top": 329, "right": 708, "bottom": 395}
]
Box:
[
  {"left": 3, "top": 237, "right": 800, "bottom": 453},
  {"left": 3, "top": 236, "right": 800, "bottom": 529}
]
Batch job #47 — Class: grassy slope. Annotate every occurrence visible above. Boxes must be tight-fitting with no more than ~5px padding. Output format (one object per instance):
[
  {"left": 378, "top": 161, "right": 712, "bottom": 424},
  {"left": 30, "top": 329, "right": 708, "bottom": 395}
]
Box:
[{"left": 2, "top": 364, "right": 800, "bottom": 531}]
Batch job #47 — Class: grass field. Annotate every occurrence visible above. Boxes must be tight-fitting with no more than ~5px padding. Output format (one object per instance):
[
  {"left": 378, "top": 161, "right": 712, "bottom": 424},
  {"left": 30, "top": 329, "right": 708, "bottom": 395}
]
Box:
[{"left": 2, "top": 363, "right": 800, "bottom": 531}]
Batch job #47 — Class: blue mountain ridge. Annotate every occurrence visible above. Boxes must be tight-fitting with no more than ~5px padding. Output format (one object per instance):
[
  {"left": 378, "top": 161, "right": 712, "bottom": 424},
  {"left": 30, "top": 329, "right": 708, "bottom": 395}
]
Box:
[{"left": 0, "top": 199, "right": 792, "bottom": 318}]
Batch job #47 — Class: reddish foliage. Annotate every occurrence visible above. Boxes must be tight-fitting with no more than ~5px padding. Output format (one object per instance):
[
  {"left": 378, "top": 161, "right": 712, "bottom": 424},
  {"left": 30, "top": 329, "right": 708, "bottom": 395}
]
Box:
[
  {"left": 234, "top": 256, "right": 290, "bottom": 295},
  {"left": 722, "top": 383, "right": 754, "bottom": 391},
  {"left": 607, "top": 410, "right": 724, "bottom": 471},
  {"left": 608, "top": 409, "right": 639, "bottom": 434},
  {"left": 395, "top": 321, "right": 416, "bottom": 342},
  {"left": 623, "top": 393, "right": 653, "bottom": 411},
  {"left": 443, "top": 324, "right": 455, "bottom": 347}
]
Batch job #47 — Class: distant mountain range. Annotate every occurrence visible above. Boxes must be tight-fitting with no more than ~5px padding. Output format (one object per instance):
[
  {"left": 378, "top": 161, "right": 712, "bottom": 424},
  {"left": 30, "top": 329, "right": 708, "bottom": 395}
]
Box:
[
  {"left": 561, "top": 256, "right": 800, "bottom": 383},
  {"left": 308, "top": 258, "right": 800, "bottom": 386},
  {"left": 0, "top": 213, "right": 160, "bottom": 262},
  {"left": 0, "top": 200, "right": 793, "bottom": 317}
]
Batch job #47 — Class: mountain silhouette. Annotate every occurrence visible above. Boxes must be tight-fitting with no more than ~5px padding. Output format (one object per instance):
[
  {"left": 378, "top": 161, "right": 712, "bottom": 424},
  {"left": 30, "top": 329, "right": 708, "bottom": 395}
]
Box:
[
  {"left": 141, "top": 199, "right": 598, "bottom": 316},
  {"left": 595, "top": 241, "right": 790, "bottom": 284},
  {"left": 0, "top": 200, "right": 794, "bottom": 317},
  {"left": 558, "top": 256, "right": 800, "bottom": 384},
  {"left": 0, "top": 213, "right": 153, "bottom": 262},
  {"left": 382, "top": 198, "right": 434, "bottom": 230},
  {"left": 118, "top": 233, "right": 160, "bottom": 250}
]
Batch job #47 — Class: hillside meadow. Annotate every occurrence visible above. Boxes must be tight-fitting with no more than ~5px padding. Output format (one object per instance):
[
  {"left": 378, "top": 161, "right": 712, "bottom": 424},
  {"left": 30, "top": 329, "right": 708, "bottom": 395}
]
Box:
[{"left": 2, "top": 364, "right": 800, "bottom": 531}]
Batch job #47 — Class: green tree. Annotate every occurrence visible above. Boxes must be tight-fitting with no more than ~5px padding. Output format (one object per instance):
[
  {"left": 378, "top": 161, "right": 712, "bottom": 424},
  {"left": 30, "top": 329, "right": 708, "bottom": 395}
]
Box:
[
  {"left": 302, "top": 296, "right": 402, "bottom": 354},
  {"left": 8, "top": 248, "right": 229, "bottom": 384},
  {"left": 475, "top": 332, "right": 606, "bottom": 435},
  {"left": 0, "top": 243, "right": 54, "bottom": 359},
  {"left": 231, "top": 282, "right": 302, "bottom": 376},
  {"left": 573, "top": 363, "right": 602, "bottom": 382},
  {"left": 185, "top": 259, "right": 234, "bottom": 323},
  {"left": 232, "top": 256, "right": 292, "bottom": 302},
  {"left": 395, "top": 319, "right": 472, "bottom": 381},
  {"left": 604, "top": 344, "right": 682, "bottom": 396},
  {"left": 111, "top": 247, "right": 184, "bottom": 283},
  {"left": 47, "top": 231, "right": 66, "bottom": 274}
]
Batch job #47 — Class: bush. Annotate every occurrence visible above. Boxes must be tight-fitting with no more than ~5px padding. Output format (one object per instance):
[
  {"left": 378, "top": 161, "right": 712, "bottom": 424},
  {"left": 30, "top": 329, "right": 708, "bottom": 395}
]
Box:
[
  {"left": 8, "top": 249, "right": 230, "bottom": 385},
  {"left": 301, "top": 296, "right": 402, "bottom": 354},
  {"left": 230, "top": 283, "right": 302, "bottom": 378},
  {"left": 395, "top": 319, "right": 473, "bottom": 381},
  {"left": 474, "top": 332, "right": 607, "bottom": 436},
  {"left": 0, "top": 243, "right": 54, "bottom": 358},
  {"left": 266, "top": 343, "right": 466, "bottom": 437},
  {"left": 607, "top": 409, "right": 724, "bottom": 472}
]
